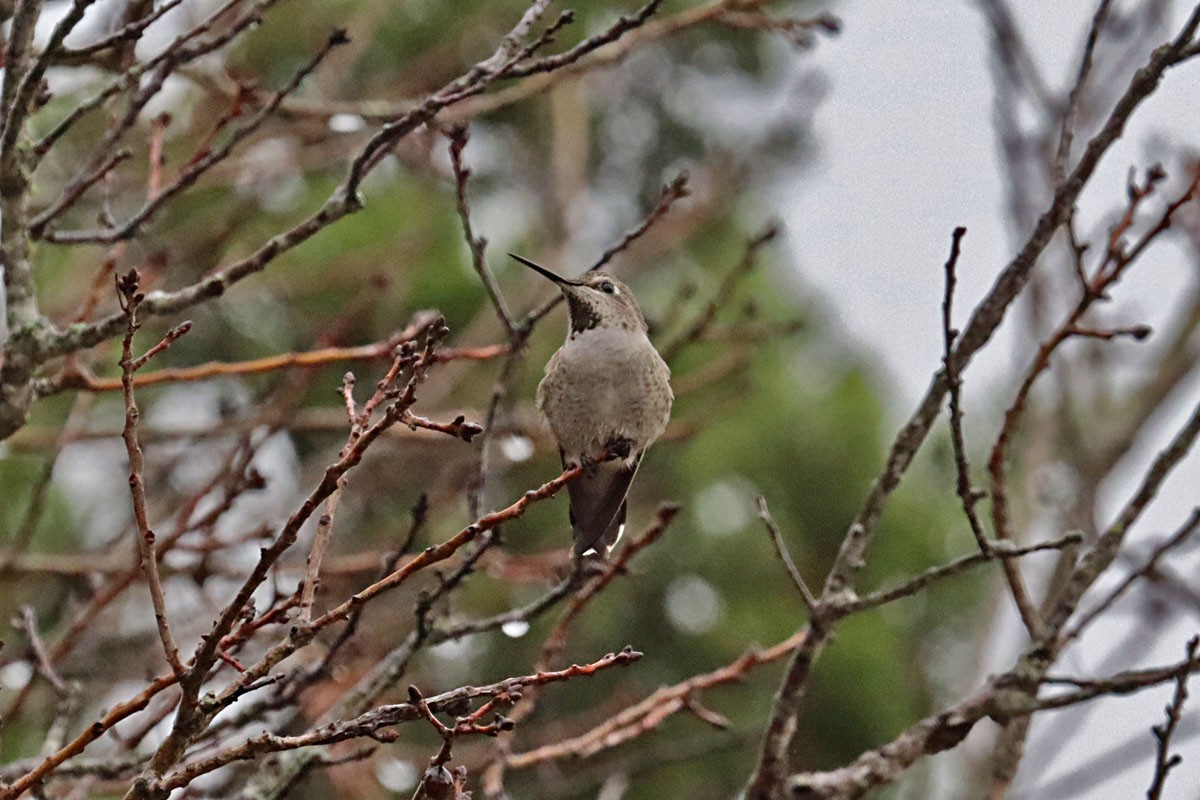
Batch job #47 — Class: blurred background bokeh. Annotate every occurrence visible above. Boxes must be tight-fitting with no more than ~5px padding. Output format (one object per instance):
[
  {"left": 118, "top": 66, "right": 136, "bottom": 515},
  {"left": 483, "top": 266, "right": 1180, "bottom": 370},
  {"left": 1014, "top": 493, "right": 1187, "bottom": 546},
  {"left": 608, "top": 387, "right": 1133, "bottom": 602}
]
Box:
[{"left": 3, "top": 1, "right": 1199, "bottom": 798}]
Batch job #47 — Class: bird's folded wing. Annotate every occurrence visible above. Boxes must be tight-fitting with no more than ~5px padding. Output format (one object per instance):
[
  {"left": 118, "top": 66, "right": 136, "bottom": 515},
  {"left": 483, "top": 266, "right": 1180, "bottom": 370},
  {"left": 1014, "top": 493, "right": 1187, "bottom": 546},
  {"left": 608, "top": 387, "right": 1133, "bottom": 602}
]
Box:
[{"left": 566, "top": 454, "right": 642, "bottom": 556}]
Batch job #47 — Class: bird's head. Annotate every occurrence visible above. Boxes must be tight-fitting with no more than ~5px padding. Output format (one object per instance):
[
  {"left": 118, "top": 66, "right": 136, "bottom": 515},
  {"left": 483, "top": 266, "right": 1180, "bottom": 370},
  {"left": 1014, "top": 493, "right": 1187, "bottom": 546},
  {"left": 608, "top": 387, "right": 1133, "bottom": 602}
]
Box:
[{"left": 510, "top": 254, "right": 647, "bottom": 336}]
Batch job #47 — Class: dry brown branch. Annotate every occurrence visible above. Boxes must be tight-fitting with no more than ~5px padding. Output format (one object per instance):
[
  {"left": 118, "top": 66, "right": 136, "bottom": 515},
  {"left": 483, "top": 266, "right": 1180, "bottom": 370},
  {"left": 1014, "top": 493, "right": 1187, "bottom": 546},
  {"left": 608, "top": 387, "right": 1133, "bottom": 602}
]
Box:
[
  {"left": 940, "top": 226, "right": 989, "bottom": 554},
  {"left": 11, "top": 606, "right": 68, "bottom": 696},
  {"left": 42, "top": 29, "right": 350, "bottom": 244},
  {"left": 5, "top": 2, "right": 1200, "bottom": 799},
  {"left": 298, "top": 481, "right": 344, "bottom": 623},
  {"left": 1053, "top": 0, "right": 1114, "bottom": 186},
  {"left": 837, "top": 533, "right": 1083, "bottom": 617},
  {"left": 0, "top": 674, "right": 178, "bottom": 800},
  {"left": 306, "top": 453, "right": 617, "bottom": 632}
]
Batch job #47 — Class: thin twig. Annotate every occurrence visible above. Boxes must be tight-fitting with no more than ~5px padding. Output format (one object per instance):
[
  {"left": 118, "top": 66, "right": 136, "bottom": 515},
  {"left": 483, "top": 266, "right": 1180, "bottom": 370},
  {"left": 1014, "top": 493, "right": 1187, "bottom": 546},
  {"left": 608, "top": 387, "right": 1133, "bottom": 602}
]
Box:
[
  {"left": 298, "top": 481, "right": 345, "bottom": 623},
  {"left": 1053, "top": 0, "right": 1114, "bottom": 188},
  {"left": 506, "top": 631, "right": 806, "bottom": 770},
  {"left": 940, "top": 226, "right": 990, "bottom": 553},
  {"left": 523, "top": 173, "right": 692, "bottom": 329},
  {"left": 447, "top": 124, "right": 516, "bottom": 336},
  {"left": 942, "top": 226, "right": 1043, "bottom": 637},
  {"left": 661, "top": 222, "right": 778, "bottom": 361},
  {"left": 1145, "top": 636, "right": 1198, "bottom": 800},
  {"left": 116, "top": 269, "right": 187, "bottom": 680},
  {"left": 757, "top": 497, "right": 820, "bottom": 618},
  {"left": 838, "top": 534, "right": 1083, "bottom": 617},
  {"left": 40, "top": 28, "right": 351, "bottom": 243}
]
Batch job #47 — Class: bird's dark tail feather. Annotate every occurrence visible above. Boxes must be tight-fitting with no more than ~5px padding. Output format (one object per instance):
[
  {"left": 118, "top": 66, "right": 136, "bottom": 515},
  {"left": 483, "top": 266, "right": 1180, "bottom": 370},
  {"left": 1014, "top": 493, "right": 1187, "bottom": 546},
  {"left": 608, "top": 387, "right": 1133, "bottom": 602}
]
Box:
[{"left": 567, "top": 454, "right": 641, "bottom": 557}]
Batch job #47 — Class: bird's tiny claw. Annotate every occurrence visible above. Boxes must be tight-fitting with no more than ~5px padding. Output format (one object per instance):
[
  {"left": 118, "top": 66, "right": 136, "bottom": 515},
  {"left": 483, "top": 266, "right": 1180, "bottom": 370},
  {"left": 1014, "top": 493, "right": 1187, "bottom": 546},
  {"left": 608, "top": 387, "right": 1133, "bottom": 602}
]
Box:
[
  {"left": 580, "top": 453, "right": 598, "bottom": 477},
  {"left": 608, "top": 437, "right": 635, "bottom": 459}
]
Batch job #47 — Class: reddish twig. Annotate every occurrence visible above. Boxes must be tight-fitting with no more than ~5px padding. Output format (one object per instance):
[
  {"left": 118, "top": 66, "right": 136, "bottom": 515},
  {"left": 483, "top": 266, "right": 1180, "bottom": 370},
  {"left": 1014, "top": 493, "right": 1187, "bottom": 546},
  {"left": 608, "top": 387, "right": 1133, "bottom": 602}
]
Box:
[
  {"left": 39, "top": 317, "right": 503, "bottom": 396},
  {"left": 506, "top": 632, "right": 806, "bottom": 770},
  {"left": 306, "top": 453, "right": 622, "bottom": 633},
  {"left": 401, "top": 412, "right": 484, "bottom": 442},
  {"left": 41, "top": 28, "right": 351, "bottom": 244},
  {"left": 0, "top": 674, "right": 178, "bottom": 800}
]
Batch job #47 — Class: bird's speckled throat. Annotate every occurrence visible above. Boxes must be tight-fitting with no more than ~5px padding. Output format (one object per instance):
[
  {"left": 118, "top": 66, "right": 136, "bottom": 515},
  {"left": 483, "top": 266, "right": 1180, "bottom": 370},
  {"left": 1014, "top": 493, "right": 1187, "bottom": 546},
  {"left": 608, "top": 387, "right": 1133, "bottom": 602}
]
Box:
[{"left": 566, "top": 294, "right": 602, "bottom": 336}]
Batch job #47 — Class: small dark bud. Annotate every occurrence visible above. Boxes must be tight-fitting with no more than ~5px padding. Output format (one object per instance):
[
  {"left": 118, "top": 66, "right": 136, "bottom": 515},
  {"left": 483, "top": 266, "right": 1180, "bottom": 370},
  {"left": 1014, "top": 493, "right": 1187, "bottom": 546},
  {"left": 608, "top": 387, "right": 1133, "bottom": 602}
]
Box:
[
  {"left": 1129, "top": 324, "right": 1152, "bottom": 341},
  {"left": 116, "top": 268, "right": 141, "bottom": 296},
  {"left": 496, "top": 716, "right": 515, "bottom": 731},
  {"left": 407, "top": 685, "right": 423, "bottom": 703},
  {"left": 329, "top": 27, "right": 351, "bottom": 46},
  {"left": 34, "top": 79, "right": 52, "bottom": 109},
  {"left": 245, "top": 467, "right": 267, "bottom": 490}
]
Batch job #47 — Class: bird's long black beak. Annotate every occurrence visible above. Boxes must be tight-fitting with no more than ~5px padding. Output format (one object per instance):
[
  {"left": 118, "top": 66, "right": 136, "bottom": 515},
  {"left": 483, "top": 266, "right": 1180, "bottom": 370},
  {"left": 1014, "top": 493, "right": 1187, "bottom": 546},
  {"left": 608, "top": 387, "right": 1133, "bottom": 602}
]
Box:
[{"left": 509, "top": 253, "right": 581, "bottom": 286}]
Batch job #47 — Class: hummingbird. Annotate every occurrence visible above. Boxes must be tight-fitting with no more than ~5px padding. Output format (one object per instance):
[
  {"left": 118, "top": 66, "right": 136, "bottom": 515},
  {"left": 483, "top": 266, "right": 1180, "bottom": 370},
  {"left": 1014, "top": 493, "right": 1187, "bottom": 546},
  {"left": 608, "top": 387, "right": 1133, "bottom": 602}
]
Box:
[{"left": 511, "top": 254, "right": 673, "bottom": 558}]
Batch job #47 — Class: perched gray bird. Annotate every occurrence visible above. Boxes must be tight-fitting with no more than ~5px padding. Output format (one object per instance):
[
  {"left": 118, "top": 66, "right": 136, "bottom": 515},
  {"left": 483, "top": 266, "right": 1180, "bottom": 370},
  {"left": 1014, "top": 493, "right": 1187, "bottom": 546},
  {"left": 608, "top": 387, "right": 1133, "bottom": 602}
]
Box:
[{"left": 511, "top": 254, "right": 673, "bottom": 557}]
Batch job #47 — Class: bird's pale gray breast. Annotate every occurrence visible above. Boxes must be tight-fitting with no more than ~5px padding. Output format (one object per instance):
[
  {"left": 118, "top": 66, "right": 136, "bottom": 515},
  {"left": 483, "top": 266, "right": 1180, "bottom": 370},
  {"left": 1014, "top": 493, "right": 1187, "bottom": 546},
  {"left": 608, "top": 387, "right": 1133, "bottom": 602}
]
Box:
[{"left": 537, "top": 327, "right": 672, "bottom": 462}]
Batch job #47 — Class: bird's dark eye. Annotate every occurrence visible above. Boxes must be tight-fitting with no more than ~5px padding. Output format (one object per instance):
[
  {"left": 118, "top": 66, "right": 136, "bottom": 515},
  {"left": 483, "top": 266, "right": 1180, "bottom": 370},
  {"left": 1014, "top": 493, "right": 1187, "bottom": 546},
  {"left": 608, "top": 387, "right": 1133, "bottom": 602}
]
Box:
[{"left": 599, "top": 281, "right": 616, "bottom": 294}]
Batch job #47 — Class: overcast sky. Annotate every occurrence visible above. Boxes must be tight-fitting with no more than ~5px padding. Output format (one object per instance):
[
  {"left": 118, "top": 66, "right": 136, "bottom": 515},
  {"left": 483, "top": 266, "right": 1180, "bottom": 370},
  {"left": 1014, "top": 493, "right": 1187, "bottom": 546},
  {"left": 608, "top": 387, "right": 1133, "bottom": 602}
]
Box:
[{"left": 777, "top": 2, "right": 1200, "bottom": 797}]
